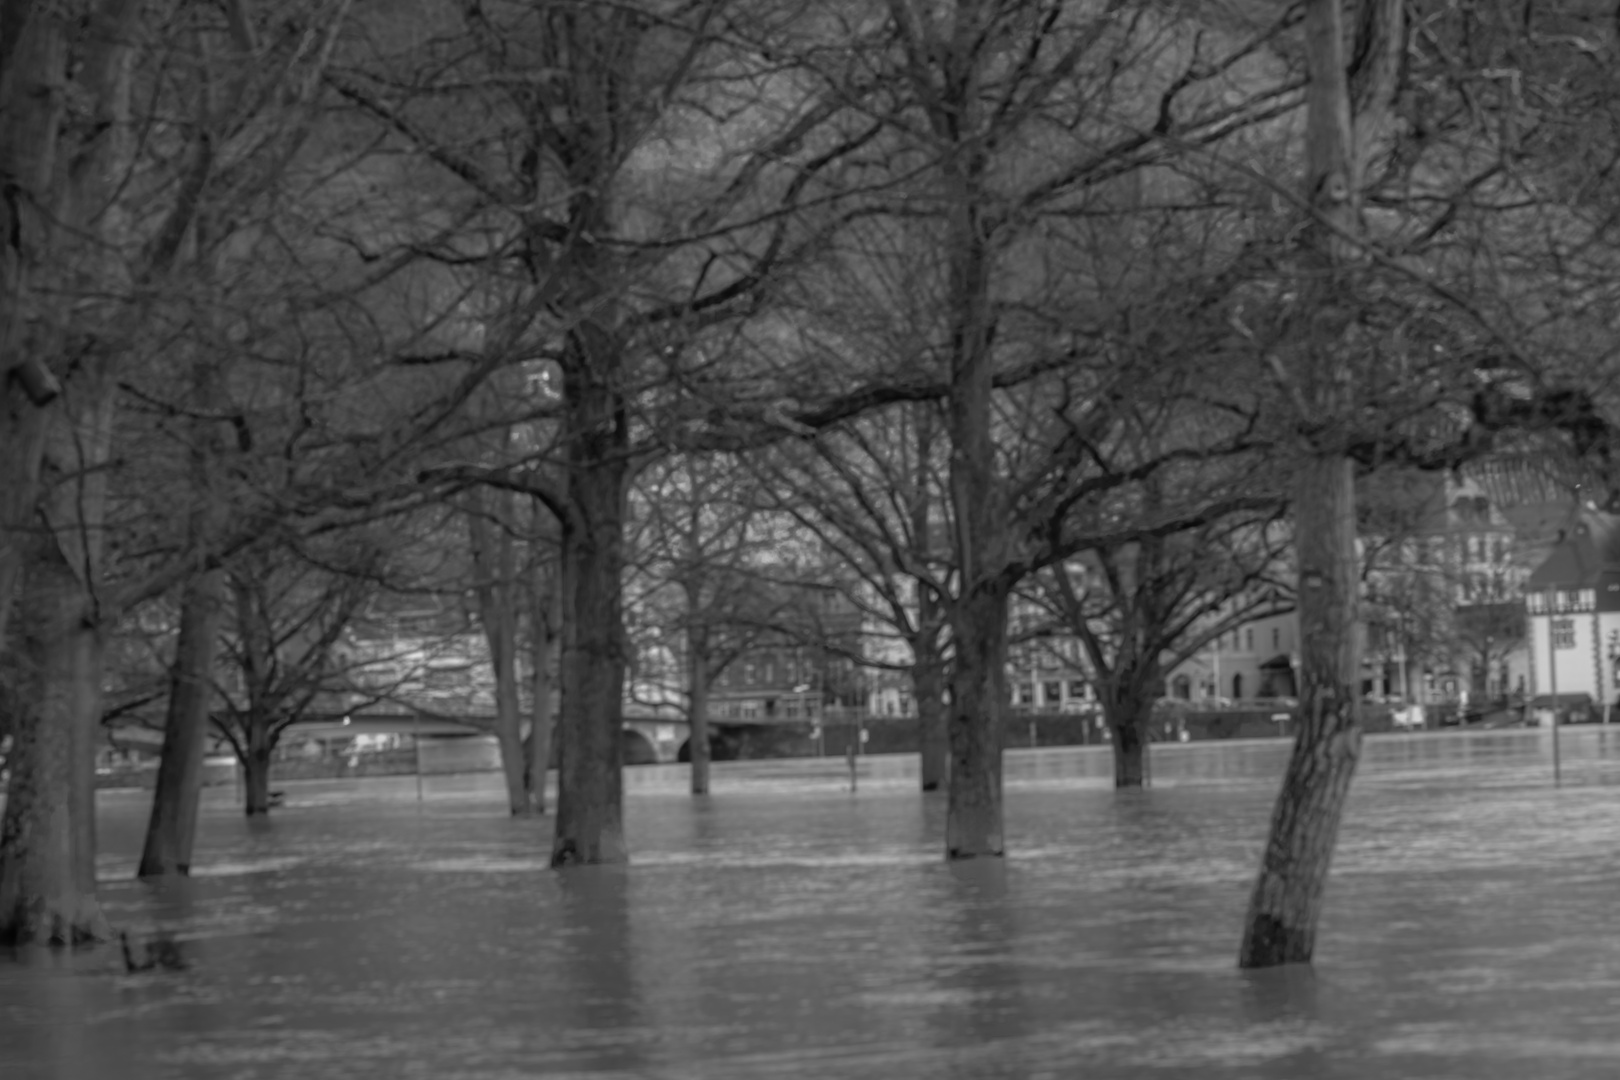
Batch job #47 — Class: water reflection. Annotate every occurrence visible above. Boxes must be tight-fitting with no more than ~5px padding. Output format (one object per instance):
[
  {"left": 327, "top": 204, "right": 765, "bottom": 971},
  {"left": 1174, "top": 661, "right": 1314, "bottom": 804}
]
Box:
[{"left": 3, "top": 729, "right": 1620, "bottom": 1078}]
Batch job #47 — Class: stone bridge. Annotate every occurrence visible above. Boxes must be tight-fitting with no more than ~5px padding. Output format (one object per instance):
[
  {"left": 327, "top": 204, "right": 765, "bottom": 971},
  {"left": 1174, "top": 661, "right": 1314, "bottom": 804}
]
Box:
[{"left": 106, "top": 709, "right": 787, "bottom": 767}]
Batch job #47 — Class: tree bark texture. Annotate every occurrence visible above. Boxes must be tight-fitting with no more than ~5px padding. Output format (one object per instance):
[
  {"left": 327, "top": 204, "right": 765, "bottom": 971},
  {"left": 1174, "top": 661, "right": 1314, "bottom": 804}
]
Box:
[
  {"left": 1237, "top": 0, "right": 1400, "bottom": 970},
  {"left": 913, "top": 631, "right": 949, "bottom": 792},
  {"left": 1239, "top": 456, "right": 1362, "bottom": 967},
  {"left": 525, "top": 556, "right": 559, "bottom": 814},
  {"left": 470, "top": 491, "right": 530, "bottom": 816},
  {"left": 242, "top": 718, "right": 274, "bottom": 817},
  {"left": 945, "top": 584, "right": 1009, "bottom": 859},
  {"left": 139, "top": 353, "right": 229, "bottom": 876},
  {"left": 138, "top": 566, "right": 226, "bottom": 877},
  {"left": 1110, "top": 717, "right": 1148, "bottom": 788},
  {"left": 550, "top": 322, "right": 630, "bottom": 867},
  {"left": 0, "top": 542, "right": 109, "bottom": 944},
  {"left": 686, "top": 624, "right": 711, "bottom": 796},
  {"left": 1100, "top": 668, "right": 1159, "bottom": 789},
  {"left": 0, "top": 4, "right": 67, "bottom": 644}
]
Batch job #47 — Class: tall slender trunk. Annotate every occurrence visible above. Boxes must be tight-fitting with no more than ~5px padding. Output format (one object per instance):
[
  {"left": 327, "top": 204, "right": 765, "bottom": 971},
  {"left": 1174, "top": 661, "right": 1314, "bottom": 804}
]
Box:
[
  {"left": 0, "top": 543, "right": 109, "bottom": 944},
  {"left": 914, "top": 630, "right": 949, "bottom": 792},
  {"left": 686, "top": 625, "right": 711, "bottom": 796},
  {"left": 139, "top": 351, "right": 228, "bottom": 876},
  {"left": 941, "top": 158, "right": 1007, "bottom": 857},
  {"left": 138, "top": 567, "right": 226, "bottom": 877},
  {"left": 1238, "top": 0, "right": 1400, "bottom": 969},
  {"left": 525, "top": 557, "right": 559, "bottom": 814},
  {"left": 470, "top": 491, "right": 528, "bottom": 815},
  {"left": 550, "top": 323, "right": 629, "bottom": 867},
  {"left": 945, "top": 584, "right": 1009, "bottom": 858}
]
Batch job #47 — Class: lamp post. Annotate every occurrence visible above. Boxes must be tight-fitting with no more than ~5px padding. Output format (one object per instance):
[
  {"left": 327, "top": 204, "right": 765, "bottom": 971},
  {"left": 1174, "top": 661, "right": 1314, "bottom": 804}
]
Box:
[
  {"left": 1606, "top": 632, "right": 1620, "bottom": 726},
  {"left": 1547, "top": 593, "right": 1562, "bottom": 788}
]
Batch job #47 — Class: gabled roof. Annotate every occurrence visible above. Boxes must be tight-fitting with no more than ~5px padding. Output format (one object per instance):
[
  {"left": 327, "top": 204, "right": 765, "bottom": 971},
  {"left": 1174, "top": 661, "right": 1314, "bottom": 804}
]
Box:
[{"left": 1525, "top": 510, "right": 1620, "bottom": 589}]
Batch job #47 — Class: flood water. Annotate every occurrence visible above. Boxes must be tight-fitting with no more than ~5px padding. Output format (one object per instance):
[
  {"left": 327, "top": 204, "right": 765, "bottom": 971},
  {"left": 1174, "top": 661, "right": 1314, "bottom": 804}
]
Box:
[{"left": 5, "top": 728, "right": 1620, "bottom": 1079}]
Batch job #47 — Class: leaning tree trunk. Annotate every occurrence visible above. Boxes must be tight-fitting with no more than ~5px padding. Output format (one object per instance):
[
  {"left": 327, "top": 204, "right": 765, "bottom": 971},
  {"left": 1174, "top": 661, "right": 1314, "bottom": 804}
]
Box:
[
  {"left": 138, "top": 566, "right": 226, "bottom": 877},
  {"left": 550, "top": 323, "right": 630, "bottom": 867},
  {"left": 1239, "top": 457, "right": 1362, "bottom": 966},
  {"left": 945, "top": 583, "right": 1011, "bottom": 859},
  {"left": 0, "top": 544, "right": 109, "bottom": 945},
  {"left": 1237, "top": 0, "right": 1398, "bottom": 970}
]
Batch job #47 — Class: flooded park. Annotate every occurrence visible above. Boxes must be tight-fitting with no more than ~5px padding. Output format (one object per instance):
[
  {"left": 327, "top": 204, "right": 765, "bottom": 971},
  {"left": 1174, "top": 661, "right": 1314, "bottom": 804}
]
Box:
[{"left": 5, "top": 728, "right": 1620, "bottom": 1079}]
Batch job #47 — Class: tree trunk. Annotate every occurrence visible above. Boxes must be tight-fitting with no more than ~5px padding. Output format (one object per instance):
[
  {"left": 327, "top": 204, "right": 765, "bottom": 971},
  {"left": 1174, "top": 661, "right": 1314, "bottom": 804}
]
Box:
[
  {"left": 550, "top": 323, "right": 629, "bottom": 868},
  {"left": 687, "top": 626, "right": 711, "bottom": 796},
  {"left": 914, "top": 639, "right": 948, "bottom": 792},
  {"left": 139, "top": 350, "right": 228, "bottom": 877},
  {"left": 524, "top": 557, "right": 559, "bottom": 814},
  {"left": 242, "top": 717, "right": 274, "bottom": 817},
  {"left": 945, "top": 584, "right": 1009, "bottom": 859},
  {"left": 470, "top": 495, "right": 529, "bottom": 817},
  {"left": 0, "top": 544, "right": 109, "bottom": 945},
  {"left": 1101, "top": 675, "right": 1158, "bottom": 789},
  {"left": 0, "top": 5, "right": 69, "bottom": 647},
  {"left": 1110, "top": 718, "right": 1148, "bottom": 788},
  {"left": 1237, "top": 0, "right": 1398, "bottom": 970},
  {"left": 1239, "top": 456, "right": 1362, "bottom": 966},
  {"left": 139, "top": 566, "right": 226, "bottom": 880},
  {"left": 138, "top": 567, "right": 226, "bottom": 877}
]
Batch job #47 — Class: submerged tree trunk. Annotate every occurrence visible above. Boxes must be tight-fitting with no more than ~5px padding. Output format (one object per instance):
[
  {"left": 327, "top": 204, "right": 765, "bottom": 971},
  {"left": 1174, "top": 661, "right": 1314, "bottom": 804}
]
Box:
[
  {"left": 1240, "top": 457, "right": 1362, "bottom": 966},
  {"left": 138, "top": 567, "right": 226, "bottom": 877},
  {"left": 470, "top": 492, "right": 529, "bottom": 816},
  {"left": 1101, "top": 672, "right": 1159, "bottom": 789},
  {"left": 242, "top": 716, "right": 274, "bottom": 818},
  {"left": 686, "top": 624, "right": 712, "bottom": 796},
  {"left": 945, "top": 584, "right": 1010, "bottom": 859},
  {"left": 1110, "top": 717, "right": 1148, "bottom": 788},
  {"left": 550, "top": 322, "right": 630, "bottom": 867},
  {"left": 0, "top": 545, "right": 109, "bottom": 944},
  {"left": 914, "top": 639, "right": 949, "bottom": 793},
  {"left": 524, "top": 557, "right": 559, "bottom": 814},
  {"left": 1238, "top": 0, "right": 1398, "bottom": 969}
]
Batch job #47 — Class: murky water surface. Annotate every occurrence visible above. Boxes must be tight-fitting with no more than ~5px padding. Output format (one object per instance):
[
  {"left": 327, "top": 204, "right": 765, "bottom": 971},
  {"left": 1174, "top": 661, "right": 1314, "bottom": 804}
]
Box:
[{"left": 5, "top": 729, "right": 1620, "bottom": 1079}]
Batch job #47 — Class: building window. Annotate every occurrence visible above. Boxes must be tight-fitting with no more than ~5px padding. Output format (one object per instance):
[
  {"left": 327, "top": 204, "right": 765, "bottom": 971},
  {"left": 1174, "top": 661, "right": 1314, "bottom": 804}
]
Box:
[
  {"left": 1245, "top": 629, "right": 1254, "bottom": 652},
  {"left": 1044, "top": 681, "right": 1061, "bottom": 705},
  {"left": 1272, "top": 628, "right": 1280, "bottom": 650},
  {"left": 1068, "top": 680, "right": 1087, "bottom": 700},
  {"left": 1552, "top": 618, "right": 1576, "bottom": 650},
  {"left": 1018, "top": 684, "right": 1034, "bottom": 705}
]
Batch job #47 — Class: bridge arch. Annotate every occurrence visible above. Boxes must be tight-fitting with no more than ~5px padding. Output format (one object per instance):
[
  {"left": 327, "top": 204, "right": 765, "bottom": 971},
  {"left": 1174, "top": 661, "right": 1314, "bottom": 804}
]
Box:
[{"left": 622, "top": 726, "right": 660, "bottom": 766}]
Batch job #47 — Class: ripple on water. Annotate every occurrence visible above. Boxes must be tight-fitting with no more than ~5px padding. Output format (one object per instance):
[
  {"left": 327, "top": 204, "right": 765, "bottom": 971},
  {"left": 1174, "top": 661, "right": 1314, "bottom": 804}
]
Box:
[{"left": 11, "top": 736, "right": 1620, "bottom": 1080}]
